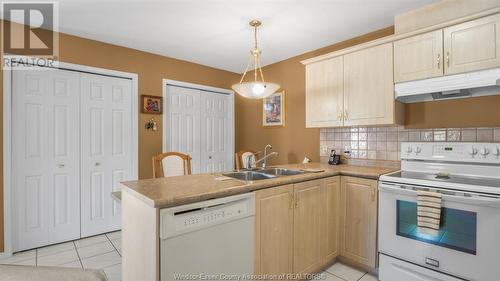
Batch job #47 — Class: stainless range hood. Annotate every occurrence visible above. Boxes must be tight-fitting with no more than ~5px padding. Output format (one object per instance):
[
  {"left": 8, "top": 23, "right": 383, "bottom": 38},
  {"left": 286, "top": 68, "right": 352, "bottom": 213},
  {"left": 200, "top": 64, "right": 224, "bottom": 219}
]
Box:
[{"left": 395, "top": 68, "right": 500, "bottom": 103}]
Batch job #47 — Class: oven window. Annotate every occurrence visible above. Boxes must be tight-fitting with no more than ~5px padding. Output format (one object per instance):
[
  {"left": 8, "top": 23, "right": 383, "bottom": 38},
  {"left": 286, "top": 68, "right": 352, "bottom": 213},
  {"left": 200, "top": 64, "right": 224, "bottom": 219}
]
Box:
[{"left": 396, "top": 200, "right": 477, "bottom": 255}]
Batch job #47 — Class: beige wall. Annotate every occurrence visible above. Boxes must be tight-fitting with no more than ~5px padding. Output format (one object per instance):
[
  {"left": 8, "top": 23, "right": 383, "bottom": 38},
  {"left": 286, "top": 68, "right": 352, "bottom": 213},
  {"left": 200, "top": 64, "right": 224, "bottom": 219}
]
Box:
[{"left": 0, "top": 23, "right": 240, "bottom": 251}]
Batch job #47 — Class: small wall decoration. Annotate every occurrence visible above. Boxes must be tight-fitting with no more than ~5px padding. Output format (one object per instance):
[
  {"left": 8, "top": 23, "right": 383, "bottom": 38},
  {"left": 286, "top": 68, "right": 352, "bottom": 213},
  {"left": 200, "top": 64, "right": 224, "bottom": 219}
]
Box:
[
  {"left": 141, "top": 95, "right": 163, "bottom": 114},
  {"left": 145, "top": 117, "right": 158, "bottom": 131},
  {"left": 262, "top": 91, "right": 285, "bottom": 127}
]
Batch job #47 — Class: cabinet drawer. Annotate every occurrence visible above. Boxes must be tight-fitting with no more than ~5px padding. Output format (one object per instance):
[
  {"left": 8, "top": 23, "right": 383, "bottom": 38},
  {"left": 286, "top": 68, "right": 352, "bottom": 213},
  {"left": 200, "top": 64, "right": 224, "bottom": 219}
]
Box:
[{"left": 379, "top": 254, "right": 462, "bottom": 281}]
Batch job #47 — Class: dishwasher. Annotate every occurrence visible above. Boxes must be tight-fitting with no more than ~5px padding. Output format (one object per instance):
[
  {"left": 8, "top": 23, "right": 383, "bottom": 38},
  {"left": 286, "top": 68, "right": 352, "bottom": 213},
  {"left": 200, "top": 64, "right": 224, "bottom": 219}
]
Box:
[{"left": 160, "top": 193, "right": 255, "bottom": 281}]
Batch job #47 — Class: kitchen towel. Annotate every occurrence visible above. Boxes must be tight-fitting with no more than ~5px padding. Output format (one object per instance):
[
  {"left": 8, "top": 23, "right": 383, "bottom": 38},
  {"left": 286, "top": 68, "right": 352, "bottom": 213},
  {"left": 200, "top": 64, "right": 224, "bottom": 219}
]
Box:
[{"left": 417, "top": 190, "right": 442, "bottom": 236}]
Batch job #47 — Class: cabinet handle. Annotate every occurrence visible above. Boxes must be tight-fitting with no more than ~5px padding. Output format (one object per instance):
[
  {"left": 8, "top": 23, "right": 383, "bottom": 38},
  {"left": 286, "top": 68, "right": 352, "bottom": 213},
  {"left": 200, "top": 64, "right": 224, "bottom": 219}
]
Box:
[
  {"left": 295, "top": 196, "right": 299, "bottom": 208},
  {"left": 371, "top": 188, "right": 376, "bottom": 202},
  {"left": 437, "top": 54, "right": 440, "bottom": 69},
  {"left": 344, "top": 110, "right": 349, "bottom": 120},
  {"left": 337, "top": 110, "right": 343, "bottom": 121},
  {"left": 289, "top": 193, "right": 294, "bottom": 210},
  {"left": 446, "top": 52, "right": 450, "bottom": 67},
  {"left": 57, "top": 163, "right": 65, "bottom": 168}
]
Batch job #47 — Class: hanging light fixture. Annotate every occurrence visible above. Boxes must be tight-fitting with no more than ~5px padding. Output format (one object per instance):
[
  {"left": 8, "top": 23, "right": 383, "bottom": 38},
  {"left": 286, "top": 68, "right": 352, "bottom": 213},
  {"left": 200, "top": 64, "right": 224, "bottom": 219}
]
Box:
[{"left": 231, "top": 20, "right": 280, "bottom": 99}]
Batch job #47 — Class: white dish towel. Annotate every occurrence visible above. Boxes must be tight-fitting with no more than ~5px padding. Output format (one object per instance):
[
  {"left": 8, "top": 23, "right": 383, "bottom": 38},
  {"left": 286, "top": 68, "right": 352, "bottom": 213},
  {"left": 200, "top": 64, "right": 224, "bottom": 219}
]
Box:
[{"left": 417, "top": 190, "right": 442, "bottom": 236}]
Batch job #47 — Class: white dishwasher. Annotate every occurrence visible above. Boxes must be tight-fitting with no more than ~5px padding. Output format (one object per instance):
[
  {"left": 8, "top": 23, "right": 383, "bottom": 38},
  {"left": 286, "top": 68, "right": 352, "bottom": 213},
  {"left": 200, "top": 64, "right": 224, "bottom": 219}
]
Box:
[{"left": 160, "top": 193, "right": 255, "bottom": 281}]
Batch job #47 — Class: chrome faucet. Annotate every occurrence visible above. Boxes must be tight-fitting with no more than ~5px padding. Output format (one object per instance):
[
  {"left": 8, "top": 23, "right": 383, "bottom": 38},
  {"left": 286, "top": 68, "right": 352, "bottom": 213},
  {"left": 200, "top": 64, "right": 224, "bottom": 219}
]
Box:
[{"left": 246, "top": 144, "right": 277, "bottom": 169}]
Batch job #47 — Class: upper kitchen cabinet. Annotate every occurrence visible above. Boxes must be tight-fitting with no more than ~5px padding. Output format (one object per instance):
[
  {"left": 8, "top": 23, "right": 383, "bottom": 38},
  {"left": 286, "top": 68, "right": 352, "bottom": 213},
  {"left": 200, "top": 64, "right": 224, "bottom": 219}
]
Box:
[
  {"left": 394, "top": 30, "right": 444, "bottom": 83},
  {"left": 305, "top": 56, "right": 344, "bottom": 128},
  {"left": 343, "top": 43, "right": 398, "bottom": 126},
  {"left": 444, "top": 13, "right": 500, "bottom": 75}
]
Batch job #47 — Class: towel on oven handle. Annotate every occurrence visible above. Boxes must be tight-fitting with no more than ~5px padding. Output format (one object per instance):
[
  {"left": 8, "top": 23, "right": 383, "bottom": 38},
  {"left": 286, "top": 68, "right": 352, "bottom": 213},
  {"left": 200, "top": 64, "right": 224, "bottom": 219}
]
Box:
[{"left": 417, "top": 190, "right": 442, "bottom": 236}]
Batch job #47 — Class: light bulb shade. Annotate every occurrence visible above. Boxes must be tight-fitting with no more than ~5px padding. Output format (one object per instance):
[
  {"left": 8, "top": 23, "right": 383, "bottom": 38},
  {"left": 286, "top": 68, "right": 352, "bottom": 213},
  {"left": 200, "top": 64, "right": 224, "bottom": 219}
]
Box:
[{"left": 231, "top": 81, "right": 280, "bottom": 99}]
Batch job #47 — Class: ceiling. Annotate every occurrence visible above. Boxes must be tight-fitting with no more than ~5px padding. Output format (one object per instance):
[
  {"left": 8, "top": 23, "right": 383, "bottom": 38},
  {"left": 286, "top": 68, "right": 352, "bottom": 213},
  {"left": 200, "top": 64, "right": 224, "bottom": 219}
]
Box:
[{"left": 6, "top": 0, "right": 436, "bottom": 73}]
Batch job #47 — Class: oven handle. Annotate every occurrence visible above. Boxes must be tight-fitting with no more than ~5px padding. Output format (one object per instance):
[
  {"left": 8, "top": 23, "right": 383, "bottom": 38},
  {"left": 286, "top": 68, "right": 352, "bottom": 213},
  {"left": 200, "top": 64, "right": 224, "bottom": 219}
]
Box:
[{"left": 379, "top": 183, "right": 500, "bottom": 208}]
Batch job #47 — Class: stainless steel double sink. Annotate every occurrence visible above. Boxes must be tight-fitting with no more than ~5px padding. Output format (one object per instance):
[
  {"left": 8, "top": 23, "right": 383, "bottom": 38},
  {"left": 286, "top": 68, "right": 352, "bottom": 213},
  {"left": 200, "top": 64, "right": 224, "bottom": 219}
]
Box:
[{"left": 223, "top": 167, "right": 305, "bottom": 181}]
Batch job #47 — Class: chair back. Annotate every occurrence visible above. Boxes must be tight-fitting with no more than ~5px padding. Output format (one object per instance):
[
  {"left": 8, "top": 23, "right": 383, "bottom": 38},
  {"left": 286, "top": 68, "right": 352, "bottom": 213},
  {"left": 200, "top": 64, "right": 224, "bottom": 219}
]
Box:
[
  {"left": 152, "top": 152, "right": 192, "bottom": 178},
  {"left": 235, "top": 150, "right": 259, "bottom": 170}
]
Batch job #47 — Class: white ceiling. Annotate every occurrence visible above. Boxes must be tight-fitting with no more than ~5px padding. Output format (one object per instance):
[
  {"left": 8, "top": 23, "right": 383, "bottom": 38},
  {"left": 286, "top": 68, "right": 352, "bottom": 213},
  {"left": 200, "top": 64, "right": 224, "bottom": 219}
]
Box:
[{"left": 7, "top": 0, "right": 436, "bottom": 72}]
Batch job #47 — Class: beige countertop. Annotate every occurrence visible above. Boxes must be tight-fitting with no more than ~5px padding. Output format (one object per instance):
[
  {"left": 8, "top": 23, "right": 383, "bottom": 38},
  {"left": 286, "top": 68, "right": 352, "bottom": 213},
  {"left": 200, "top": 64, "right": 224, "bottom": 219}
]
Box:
[{"left": 120, "top": 163, "right": 398, "bottom": 209}]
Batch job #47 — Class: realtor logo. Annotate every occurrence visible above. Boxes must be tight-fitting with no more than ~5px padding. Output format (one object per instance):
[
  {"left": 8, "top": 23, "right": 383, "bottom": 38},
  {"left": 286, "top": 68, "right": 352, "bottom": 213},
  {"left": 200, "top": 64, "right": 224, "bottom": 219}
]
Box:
[{"left": 2, "top": 2, "right": 58, "bottom": 68}]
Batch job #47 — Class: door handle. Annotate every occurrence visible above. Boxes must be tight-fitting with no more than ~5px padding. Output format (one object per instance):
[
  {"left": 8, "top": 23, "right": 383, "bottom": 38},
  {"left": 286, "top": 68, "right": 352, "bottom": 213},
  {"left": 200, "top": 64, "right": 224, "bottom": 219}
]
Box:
[
  {"left": 437, "top": 54, "right": 440, "bottom": 69},
  {"left": 95, "top": 162, "right": 101, "bottom": 166},
  {"left": 57, "top": 163, "right": 65, "bottom": 168},
  {"left": 446, "top": 52, "right": 450, "bottom": 67}
]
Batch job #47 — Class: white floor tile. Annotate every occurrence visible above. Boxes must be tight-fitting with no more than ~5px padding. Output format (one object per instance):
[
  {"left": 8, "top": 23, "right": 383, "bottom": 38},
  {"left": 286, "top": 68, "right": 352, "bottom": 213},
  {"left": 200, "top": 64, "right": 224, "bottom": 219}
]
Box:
[
  {"left": 37, "top": 249, "right": 79, "bottom": 266},
  {"left": 325, "top": 263, "right": 367, "bottom": 281},
  {"left": 103, "top": 263, "right": 122, "bottom": 281},
  {"left": 0, "top": 250, "right": 36, "bottom": 264},
  {"left": 106, "top": 231, "right": 121, "bottom": 241},
  {"left": 110, "top": 238, "right": 121, "bottom": 250},
  {"left": 75, "top": 235, "right": 109, "bottom": 248},
  {"left": 81, "top": 251, "right": 121, "bottom": 269},
  {"left": 37, "top": 242, "right": 75, "bottom": 257},
  {"left": 59, "top": 260, "right": 83, "bottom": 269},
  {"left": 315, "top": 271, "right": 344, "bottom": 281},
  {"left": 10, "top": 258, "right": 37, "bottom": 266},
  {"left": 360, "top": 273, "right": 378, "bottom": 281},
  {"left": 76, "top": 241, "right": 115, "bottom": 259}
]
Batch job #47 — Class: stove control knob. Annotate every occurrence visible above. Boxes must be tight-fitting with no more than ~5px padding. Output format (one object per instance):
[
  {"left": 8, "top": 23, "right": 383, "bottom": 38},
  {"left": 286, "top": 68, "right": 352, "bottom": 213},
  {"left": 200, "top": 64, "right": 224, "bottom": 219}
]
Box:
[
  {"left": 480, "top": 147, "right": 490, "bottom": 157},
  {"left": 415, "top": 146, "right": 422, "bottom": 154},
  {"left": 405, "top": 146, "right": 413, "bottom": 153},
  {"left": 493, "top": 147, "right": 500, "bottom": 157},
  {"left": 468, "top": 147, "right": 478, "bottom": 157}
]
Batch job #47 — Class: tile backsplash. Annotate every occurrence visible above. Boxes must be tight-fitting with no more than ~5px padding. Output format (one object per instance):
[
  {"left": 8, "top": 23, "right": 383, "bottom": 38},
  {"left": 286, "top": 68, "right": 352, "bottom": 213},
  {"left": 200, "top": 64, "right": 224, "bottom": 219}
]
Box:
[{"left": 320, "top": 126, "right": 500, "bottom": 161}]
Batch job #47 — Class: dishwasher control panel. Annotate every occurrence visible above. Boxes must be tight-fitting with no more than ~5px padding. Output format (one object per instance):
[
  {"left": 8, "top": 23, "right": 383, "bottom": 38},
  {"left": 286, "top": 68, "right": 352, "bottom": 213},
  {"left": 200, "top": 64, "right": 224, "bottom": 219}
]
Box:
[
  {"left": 160, "top": 193, "right": 255, "bottom": 239},
  {"left": 176, "top": 201, "right": 248, "bottom": 231}
]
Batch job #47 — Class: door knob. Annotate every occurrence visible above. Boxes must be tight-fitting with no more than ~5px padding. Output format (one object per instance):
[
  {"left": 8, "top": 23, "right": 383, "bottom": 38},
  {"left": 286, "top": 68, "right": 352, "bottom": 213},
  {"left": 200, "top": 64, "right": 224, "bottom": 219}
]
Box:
[
  {"left": 95, "top": 162, "right": 101, "bottom": 166},
  {"left": 57, "top": 163, "right": 65, "bottom": 168},
  {"left": 208, "top": 156, "right": 212, "bottom": 159}
]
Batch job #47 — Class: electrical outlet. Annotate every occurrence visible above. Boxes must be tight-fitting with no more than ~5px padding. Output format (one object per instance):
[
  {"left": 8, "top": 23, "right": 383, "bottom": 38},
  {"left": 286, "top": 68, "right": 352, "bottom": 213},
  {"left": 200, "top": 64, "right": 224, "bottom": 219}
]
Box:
[{"left": 320, "top": 145, "right": 328, "bottom": 155}]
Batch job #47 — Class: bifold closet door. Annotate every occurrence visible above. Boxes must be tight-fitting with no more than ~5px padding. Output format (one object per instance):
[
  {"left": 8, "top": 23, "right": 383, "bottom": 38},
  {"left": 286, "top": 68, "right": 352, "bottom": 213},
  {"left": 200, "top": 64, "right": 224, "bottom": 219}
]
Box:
[
  {"left": 80, "top": 73, "right": 133, "bottom": 237},
  {"left": 12, "top": 67, "right": 81, "bottom": 251}
]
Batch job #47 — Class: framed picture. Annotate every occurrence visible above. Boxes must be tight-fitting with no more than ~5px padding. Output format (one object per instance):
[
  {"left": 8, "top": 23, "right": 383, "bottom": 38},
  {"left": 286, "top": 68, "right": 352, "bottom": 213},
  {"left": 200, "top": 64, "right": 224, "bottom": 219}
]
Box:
[
  {"left": 262, "top": 91, "right": 285, "bottom": 127},
  {"left": 141, "top": 95, "right": 163, "bottom": 114}
]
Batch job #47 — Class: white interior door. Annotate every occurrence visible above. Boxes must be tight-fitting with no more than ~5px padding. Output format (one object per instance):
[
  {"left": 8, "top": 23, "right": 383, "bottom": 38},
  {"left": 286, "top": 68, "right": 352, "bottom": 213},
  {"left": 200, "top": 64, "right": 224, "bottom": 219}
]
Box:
[
  {"left": 80, "top": 73, "right": 133, "bottom": 237},
  {"left": 200, "top": 92, "right": 233, "bottom": 173},
  {"left": 164, "top": 85, "right": 201, "bottom": 173},
  {"left": 164, "top": 83, "right": 234, "bottom": 174},
  {"left": 12, "top": 67, "right": 81, "bottom": 251}
]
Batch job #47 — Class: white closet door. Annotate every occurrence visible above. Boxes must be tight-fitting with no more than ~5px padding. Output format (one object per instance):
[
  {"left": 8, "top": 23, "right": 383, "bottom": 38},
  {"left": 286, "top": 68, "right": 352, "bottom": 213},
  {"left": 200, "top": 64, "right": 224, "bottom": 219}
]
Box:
[
  {"left": 80, "top": 73, "right": 132, "bottom": 237},
  {"left": 12, "top": 67, "right": 80, "bottom": 251},
  {"left": 200, "top": 92, "right": 233, "bottom": 173},
  {"left": 165, "top": 86, "right": 201, "bottom": 173}
]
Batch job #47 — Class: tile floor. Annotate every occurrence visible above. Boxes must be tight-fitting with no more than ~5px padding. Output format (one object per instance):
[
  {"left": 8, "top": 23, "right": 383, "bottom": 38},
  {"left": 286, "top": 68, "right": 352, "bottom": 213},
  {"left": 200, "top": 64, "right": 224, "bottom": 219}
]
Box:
[
  {"left": 318, "top": 263, "right": 377, "bottom": 281},
  {"left": 0, "top": 232, "right": 378, "bottom": 281},
  {"left": 0, "top": 231, "right": 122, "bottom": 281}
]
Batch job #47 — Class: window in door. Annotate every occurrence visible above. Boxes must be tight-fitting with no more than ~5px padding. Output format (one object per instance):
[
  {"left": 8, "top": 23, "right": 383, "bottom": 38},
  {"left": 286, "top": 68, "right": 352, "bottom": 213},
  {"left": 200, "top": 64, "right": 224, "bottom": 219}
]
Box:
[{"left": 396, "top": 200, "right": 477, "bottom": 255}]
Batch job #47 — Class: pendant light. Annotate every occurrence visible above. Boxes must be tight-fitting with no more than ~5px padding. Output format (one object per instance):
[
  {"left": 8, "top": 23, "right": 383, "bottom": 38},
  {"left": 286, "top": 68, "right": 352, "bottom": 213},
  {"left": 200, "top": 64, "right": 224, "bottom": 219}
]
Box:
[{"left": 231, "top": 20, "right": 280, "bottom": 99}]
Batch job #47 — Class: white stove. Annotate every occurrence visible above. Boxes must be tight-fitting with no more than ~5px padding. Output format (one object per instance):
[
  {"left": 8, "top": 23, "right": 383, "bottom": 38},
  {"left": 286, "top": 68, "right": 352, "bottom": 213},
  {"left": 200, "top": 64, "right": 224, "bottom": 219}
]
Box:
[{"left": 378, "top": 142, "right": 500, "bottom": 281}]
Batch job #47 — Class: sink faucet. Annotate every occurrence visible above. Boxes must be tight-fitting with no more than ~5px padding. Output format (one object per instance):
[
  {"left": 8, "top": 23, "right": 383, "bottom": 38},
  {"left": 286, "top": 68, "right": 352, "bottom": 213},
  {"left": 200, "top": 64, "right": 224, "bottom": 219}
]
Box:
[{"left": 247, "top": 144, "right": 277, "bottom": 169}]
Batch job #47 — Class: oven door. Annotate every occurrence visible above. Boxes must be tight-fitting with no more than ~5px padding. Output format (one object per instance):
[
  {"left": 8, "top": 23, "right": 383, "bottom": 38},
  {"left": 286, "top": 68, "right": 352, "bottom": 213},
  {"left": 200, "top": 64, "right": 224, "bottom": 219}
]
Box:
[{"left": 379, "top": 182, "right": 500, "bottom": 281}]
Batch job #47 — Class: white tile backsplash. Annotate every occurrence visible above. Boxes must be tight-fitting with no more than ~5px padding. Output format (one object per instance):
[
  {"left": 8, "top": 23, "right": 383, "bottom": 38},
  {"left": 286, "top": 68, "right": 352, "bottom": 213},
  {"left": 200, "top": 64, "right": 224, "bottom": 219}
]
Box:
[{"left": 320, "top": 126, "right": 500, "bottom": 160}]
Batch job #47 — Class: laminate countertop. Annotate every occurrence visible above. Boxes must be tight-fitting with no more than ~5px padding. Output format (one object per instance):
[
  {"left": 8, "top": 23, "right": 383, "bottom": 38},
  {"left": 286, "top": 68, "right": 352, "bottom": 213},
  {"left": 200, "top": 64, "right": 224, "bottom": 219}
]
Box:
[{"left": 120, "top": 163, "right": 398, "bottom": 209}]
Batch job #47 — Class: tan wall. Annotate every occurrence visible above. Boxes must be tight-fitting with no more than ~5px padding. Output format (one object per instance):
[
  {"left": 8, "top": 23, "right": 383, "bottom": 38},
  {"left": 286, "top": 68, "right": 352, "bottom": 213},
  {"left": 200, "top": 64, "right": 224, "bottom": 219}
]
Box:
[
  {"left": 0, "top": 24, "right": 239, "bottom": 252},
  {"left": 235, "top": 27, "right": 396, "bottom": 165}
]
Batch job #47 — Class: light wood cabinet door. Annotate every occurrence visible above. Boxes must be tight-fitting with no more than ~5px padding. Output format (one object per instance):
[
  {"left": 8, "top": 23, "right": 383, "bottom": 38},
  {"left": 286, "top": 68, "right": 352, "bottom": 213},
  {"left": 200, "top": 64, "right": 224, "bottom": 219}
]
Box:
[
  {"left": 444, "top": 13, "right": 500, "bottom": 75},
  {"left": 343, "top": 43, "right": 395, "bottom": 126},
  {"left": 340, "top": 176, "right": 378, "bottom": 268},
  {"left": 394, "top": 30, "right": 444, "bottom": 83},
  {"left": 293, "top": 180, "right": 323, "bottom": 274},
  {"left": 254, "top": 185, "right": 294, "bottom": 275},
  {"left": 321, "top": 176, "right": 340, "bottom": 265},
  {"left": 305, "top": 57, "right": 344, "bottom": 128}
]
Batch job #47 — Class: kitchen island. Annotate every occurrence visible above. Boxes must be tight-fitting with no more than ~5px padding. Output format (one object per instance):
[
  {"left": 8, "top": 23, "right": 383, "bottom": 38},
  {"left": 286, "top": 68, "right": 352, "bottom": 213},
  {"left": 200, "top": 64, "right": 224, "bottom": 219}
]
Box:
[{"left": 120, "top": 163, "right": 397, "bottom": 281}]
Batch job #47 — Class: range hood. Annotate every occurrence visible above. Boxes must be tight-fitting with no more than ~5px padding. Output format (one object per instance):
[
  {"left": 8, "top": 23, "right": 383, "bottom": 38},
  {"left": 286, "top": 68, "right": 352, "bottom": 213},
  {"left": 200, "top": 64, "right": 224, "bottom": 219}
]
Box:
[{"left": 395, "top": 68, "right": 500, "bottom": 103}]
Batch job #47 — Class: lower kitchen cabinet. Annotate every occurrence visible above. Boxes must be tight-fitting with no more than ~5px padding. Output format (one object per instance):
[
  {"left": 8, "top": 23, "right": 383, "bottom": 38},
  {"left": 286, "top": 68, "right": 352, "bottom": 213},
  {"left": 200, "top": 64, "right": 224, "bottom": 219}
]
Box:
[
  {"left": 293, "top": 179, "right": 323, "bottom": 274},
  {"left": 254, "top": 184, "right": 294, "bottom": 275},
  {"left": 340, "top": 176, "right": 378, "bottom": 268},
  {"left": 321, "top": 176, "right": 341, "bottom": 264}
]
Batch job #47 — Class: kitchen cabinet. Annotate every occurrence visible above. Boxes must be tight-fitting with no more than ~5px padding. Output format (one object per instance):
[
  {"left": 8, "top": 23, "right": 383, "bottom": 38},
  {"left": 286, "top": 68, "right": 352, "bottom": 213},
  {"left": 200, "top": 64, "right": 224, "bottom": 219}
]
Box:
[
  {"left": 444, "top": 13, "right": 500, "bottom": 75},
  {"left": 321, "top": 176, "right": 341, "bottom": 264},
  {"left": 394, "top": 30, "right": 444, "bottom": 83},
  {"left": 394, "top": 13, "right": 500, "bottom": 82},
  {"left": 340, "top": 176, "right": 378, "bottom": 268},
  {"left": 343, "top": 43, "right": 396, "bottom": 126},
  {"left": 254, "top": 184, "right": 294, "bottom": 275},
  {"left": 305, "top": 56, "right": 344, "bottom": 128},
  {"left": 293, "top": 179, "right": 323, "bottom": 274}
]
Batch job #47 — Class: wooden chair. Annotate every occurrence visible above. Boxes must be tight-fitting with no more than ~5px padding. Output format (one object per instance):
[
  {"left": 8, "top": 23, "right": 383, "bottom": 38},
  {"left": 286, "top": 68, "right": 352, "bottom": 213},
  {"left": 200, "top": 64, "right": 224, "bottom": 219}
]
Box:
[
  {"left": 152, "top": 152, "right": 192, "bottom": 178},
  {"left": 235, "top": 150, "right": 260, "bottom": 170}
]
